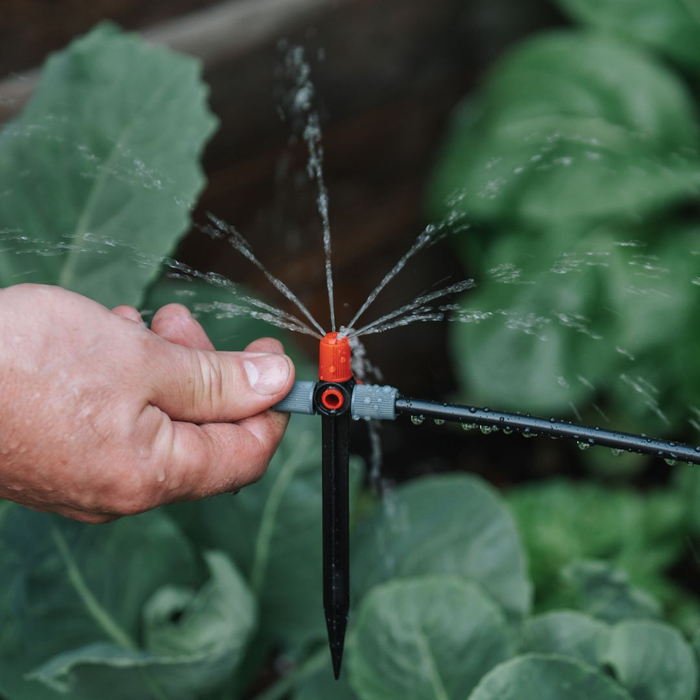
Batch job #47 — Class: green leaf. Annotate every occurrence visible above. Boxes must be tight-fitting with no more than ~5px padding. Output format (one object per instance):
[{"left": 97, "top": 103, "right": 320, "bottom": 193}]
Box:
[
  {"left": 561, "top": 560, "right": 662, "bottom": 624},
  {"left": 602, "top": 620, "right": 699, "bottom": 700},
  {"left": 553, "top": 0, "right": 700, "bottom": 76},
  {"left": 0, "top": 507, "right": 199, "bottom": 698},
  {"left": 27, "top": 551, "right": 256, "bottom": 700},
  {"left": 468, "top": 654, "right": 632, "bottom": 700},
  {"left": 0, "top": 22, "right": 217, "bottom": 307},
  {"left": 520, "top": 611, "right": 610, "bottom": 667},
  {"left": 450, "top": 235, "right": 613, "bottom": 413},
  {"left": 352, "top": 474, "right": 532, "bottom": 618},
  {"left": 167, "top": 420, "right": 363, "bottom": 651},
  {"left": 348, "top": 577, "right": 512, "bottom": 700},
  {"left": 428, "top": 31, "right": 699, "bottom": 230},
  {"left": 451, "top": 223, "right": 700, "bottom": 421}
]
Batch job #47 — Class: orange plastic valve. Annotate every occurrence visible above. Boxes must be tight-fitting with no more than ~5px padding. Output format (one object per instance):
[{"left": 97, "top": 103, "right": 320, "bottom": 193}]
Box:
[{"left": 319, "top": 332, "right": 352, "bottom": 382}]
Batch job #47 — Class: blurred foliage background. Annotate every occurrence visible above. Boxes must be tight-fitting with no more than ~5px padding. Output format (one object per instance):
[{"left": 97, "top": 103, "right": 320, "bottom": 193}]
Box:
[{"left": 1, "top": 0, "right": 700, "bottom": 698}]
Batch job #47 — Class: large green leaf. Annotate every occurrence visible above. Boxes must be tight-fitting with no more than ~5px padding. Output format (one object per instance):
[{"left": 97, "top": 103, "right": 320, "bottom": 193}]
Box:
[
  {"left": 27, "top": 551, "right": 256, "bottom": 700},
  {"left": 520, "top": 611, "right": 610, "bottom": 667},
  {"left": 451, "top": 232, "right": 614, "bottom": 413},
  {"left": 520, "top": 612, "right": 699, "bottom": 700},
  {"left": 0, "top": 22, "right": 217, "bottom": 307},
  {"left": 468, "top": 654, "right": 632, "bottom": 700},
  {"left": 348, "top": 577, "right": 512, "bottom": 700},
  {"left": 428, "top": 31, "right": 700, "bottom": 230},
  {"left": 553, "top": 0, "right": 700, "bottom": 76},
  {"left": 451, "top": 224, "right": 700, "bottom": 420},
  {"left": 0, "top": 507, "right": 199, "bottom": 698},
  {"left": 351, "top": 474, "right": 531, "bottom": 618},
  {"left": 602, "top": 620, "right": 698, "bottom": 700},
  {"left": 167, "top": 419, "right": 362, "bottom": 651}
]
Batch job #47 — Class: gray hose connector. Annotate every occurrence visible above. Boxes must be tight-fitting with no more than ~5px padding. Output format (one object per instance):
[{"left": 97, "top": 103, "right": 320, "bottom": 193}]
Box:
[
  {"left": 351, "top": 384, "right": 398, "bottom": 421},
  {"left": 273, "top": 380, "right": 316, "bottom": 415}
]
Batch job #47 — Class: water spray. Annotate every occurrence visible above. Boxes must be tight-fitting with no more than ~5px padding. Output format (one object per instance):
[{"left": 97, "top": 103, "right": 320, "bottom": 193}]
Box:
[{"left": 275, "top": 333, "right": 700, "bottom": 678}]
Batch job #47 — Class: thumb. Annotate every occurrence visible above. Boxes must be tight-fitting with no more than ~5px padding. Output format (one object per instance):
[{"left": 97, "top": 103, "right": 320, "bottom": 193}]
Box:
[{"left": 148, "top": 339, "right": 295, "bottom": 423}]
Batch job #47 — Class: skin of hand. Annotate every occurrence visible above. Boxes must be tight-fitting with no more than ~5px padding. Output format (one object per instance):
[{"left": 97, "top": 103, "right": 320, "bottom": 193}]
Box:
[{"left": 0, "top": 284, "right": 295, "bottom": 523}]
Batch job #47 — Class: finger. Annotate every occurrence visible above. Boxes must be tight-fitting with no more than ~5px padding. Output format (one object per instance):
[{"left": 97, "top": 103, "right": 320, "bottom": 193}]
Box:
[
  {"left": 245, "top": 337, "right": 285, "bottom": 355},
  {"left": 113, "top": 305, "right": 143, "bottom": 324},
  {"left": 151, "top": 304, "right": 214, "bottom": 351},
  {"left": 148, "top": 339, "right": 295, "bottom": 424},
  {"left": 241, "top": 337, "right": 290, "bottom": 434},
  {"left": 157, "top": 410, "right": 289, "bottom": 501}
]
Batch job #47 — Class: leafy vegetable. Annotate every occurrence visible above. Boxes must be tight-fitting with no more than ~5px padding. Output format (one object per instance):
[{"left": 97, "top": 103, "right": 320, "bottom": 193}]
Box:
[
  {"left": 602, "top": 619, "right": 698, "bottom": 700},
  {"left": 520, "top": 613, "right": 699, "bottom": 700},
  {"left": 508, "top": 479, "right": 685, "bottom": 610},
  {"left": 27, "top": 551, "right": 256, "bottom": 700},
  {"left": 352, "top": 474, "right": 532, "bottom": 618},
  {"left": 520, "top": 610, "right": 609, "bottom": 666},
  {"left": 468, "top": 654, "right": 632, "bottom": 700},
  {"left": 428, "top": 31, "right": 699, "bottom": 230},
  {"left": 0, "top": 22, "right": 217, "bottom": 307},
  {"left": 348, "top": 577, "right": 512, "bottom": 700},
  {"left": 0, "top": 508, "right": 253, "bottom": 699}
]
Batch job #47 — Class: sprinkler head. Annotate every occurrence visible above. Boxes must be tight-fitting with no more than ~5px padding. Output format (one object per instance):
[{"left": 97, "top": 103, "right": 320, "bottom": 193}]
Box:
[{"left": 319, "top": 331, "right": 352, "bottom": 382}]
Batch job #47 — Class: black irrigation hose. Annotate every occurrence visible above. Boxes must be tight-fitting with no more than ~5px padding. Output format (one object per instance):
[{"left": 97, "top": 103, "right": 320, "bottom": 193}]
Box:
[{"left": 395, "top": 397, "right": 700, "bottom": 466}]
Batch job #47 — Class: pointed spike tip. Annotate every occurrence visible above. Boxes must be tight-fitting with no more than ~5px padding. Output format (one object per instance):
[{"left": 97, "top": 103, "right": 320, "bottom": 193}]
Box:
[
  {"left": 325, "top": 609, "right": 348, "bottom": 680},
  {"left": 331, "top": 646, "right": 343, "bottom": 679}
]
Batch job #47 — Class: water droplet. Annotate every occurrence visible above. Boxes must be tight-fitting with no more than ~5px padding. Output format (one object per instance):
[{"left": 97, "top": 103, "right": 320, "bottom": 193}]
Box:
[
  {"left": 523, "top": 431, "right": 536, "bottom": 439},
  {"left": 434, "top": 419, "right": 445, "bottom": 426},
  {"left": 480, "top": 425, "right": 493, "bottom": 435},
  {"left": 411, "top": 415, "right": 425, "bottom": 426},
  {"left": 578, "top": 441, "right": 591, "bottom": 451},
  {"left": 503, "top": 427, "right": 513, "bottom": 435},
  {"left": 461, "top": 422, "right": 476, "bottom": 431},
  {"left": 665, "top": 458, "right": 676, "bottom": 466},
  {"left": 611, "top": 448, "right": 624, "bottom": 457},
  {"left": 469, "top": 407, "right": 477, "bottom": 414}
]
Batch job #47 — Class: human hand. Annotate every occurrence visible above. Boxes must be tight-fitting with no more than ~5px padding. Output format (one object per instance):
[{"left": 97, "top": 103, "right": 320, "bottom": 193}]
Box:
[{"left": 0, "top": 284, "right": 295, "bottom": 522}]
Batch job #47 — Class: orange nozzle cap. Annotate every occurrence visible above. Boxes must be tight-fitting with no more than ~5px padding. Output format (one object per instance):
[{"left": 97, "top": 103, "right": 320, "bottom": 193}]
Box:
[{"left": 319, "top": 332, "right": 352, "bottom": 382}]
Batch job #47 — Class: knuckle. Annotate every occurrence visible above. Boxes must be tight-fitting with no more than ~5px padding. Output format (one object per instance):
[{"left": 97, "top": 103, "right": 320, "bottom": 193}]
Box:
[{"left": 195, "top": 351, "right": 227, "bottom": 414}]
